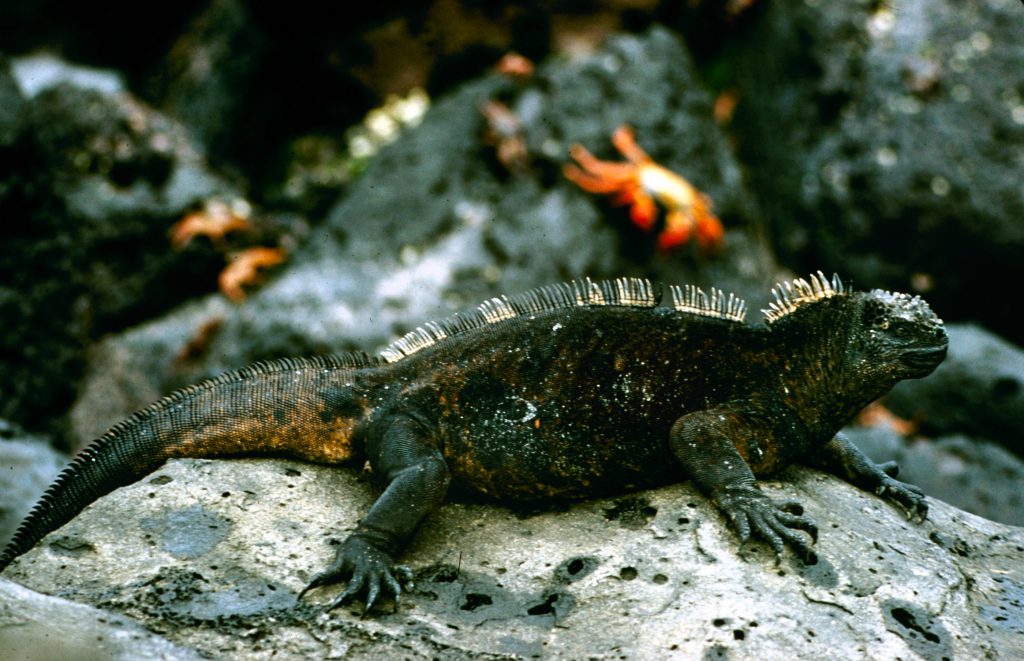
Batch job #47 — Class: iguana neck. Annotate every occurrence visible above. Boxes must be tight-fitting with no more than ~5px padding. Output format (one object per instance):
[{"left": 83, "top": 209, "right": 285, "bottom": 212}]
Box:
[{"left": 768, "top": 300, "right": 879, "bottom": 444}]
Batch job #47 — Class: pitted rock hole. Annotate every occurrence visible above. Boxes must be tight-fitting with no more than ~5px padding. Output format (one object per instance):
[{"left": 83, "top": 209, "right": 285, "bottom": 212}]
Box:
[
  {"left": 47, "top": 535, "right": 95, "bottom": 559},
  {"left": 554, "top": 555, "right": 599, "bottom": 583},
  {"left": 525, "top": 591, "right": 574, "bottom": 621},
  {"left": 891, "top": 607, "right": 940, "bottom": 642},
  {"left": 418, "top": 563, "right": 459, "bottom": 583},
  {"left": 460, "top": 592, "right": 493, "bottom": 611},
  {"left": 883, "top": 599, "right": 953, "bottom": 661}
]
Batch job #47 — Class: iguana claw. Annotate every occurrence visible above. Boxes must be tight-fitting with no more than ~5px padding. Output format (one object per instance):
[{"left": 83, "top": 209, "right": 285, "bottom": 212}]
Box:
[
  {"left": 714, "top": 486, "right": 818, "bottom": 564},
  {"left": 299, "top": 536, "right": 411, "bottom": 614},
  {"left": 874, "top": 475, "right": 928, "bottom": 522}
]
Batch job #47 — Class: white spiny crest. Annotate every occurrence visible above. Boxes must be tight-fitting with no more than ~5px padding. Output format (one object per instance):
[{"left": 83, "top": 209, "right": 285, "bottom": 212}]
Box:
[
  {"left": 610, "top": 276, "right": 656, "bottom": 307},
  {"left": 478, "top": 297, "right": 517, "bottom": 324},
  {"left": 762, "top": 271, "right": 845, "bottom": 323},
  {"left": 379, "top": 277, "right": 660, "bottom": 363},
  {"left": 669, "top": 284, "right": 747, "bottom": 322},
  {"left": 380, "top": 325, "right": 443, "bottom": 363},
  {"left": 572, "top": 277, "right": 605, "bottom": 305}
]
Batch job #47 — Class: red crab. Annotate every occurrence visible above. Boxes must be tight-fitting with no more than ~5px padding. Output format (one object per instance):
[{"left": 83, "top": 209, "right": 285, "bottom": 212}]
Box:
[
  {"left": 564, "top": 126, "right": 724, "bottom": 251},
  {"left": 219, "top": 247, "right": 286, "bottom": 303},
  {"left": 170, "top": 199, "right": 251, "bottom": 250}
]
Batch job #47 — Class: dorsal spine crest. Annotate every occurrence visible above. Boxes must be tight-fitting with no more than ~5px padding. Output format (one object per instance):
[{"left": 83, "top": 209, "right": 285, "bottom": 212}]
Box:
[
  {"left": 379, "top": 277, "right": 659, "bottom": 363},
  {"left": 762, "top": 271, "right": 845, "bottom": 323},
  {"left": 670, "top": 285, "right": 747, "bottom": 322}
]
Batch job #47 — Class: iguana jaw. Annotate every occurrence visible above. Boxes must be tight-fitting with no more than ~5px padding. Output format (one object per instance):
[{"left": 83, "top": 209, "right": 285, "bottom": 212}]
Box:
[{"left": 901, "top": 344, "right": 948, "bottom": 376}]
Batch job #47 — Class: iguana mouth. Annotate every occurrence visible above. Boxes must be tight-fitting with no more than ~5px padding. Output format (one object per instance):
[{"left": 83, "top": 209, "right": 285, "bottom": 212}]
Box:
[{"left": 903, "top": 345, "right": 948, "bottom": 369}]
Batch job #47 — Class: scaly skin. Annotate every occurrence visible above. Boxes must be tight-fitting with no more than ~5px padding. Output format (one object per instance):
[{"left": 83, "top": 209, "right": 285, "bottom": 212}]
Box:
[{"left": 0, "top": 275, "right": 947, "bottom": 614}]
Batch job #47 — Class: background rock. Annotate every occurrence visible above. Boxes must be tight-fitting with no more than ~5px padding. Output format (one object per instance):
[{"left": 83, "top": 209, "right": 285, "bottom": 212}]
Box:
[
  {"left": 150, "top": 0, "right": 265, "bottom": 167},
  {"left": 0, "top": 55, "right": 239, "bottom": 435},
  {"left": 4, "top": 457, "right": 1021, "bottom": 659},
  {"left": 734, "top": 0, "right": 1024, "bottom": 345},
  {"left": 0, "top": 421, "right": 66, "bottom": 550},
  {"left": 847, "top": 425, "right": 1024, "bottom": 527},
  {"left": 887, "top": 324, "right": 1024, "bottom": 454}
]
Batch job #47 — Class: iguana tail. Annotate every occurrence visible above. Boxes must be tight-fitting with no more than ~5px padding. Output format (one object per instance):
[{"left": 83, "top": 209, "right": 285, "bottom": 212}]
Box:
[{"left": 0, "top": 354, "right": 380, "bottom": 571}]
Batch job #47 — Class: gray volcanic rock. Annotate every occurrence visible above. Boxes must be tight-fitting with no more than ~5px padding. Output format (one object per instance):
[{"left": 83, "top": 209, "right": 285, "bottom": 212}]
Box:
[
  {"left": 0, "top": 54, "right": 239, "bottom": 433},
  {"left": 0, "top": 422, "right": 66, "bottom": 550},
  {"left": 735, "top": 0, "right": 1024, "bottom": 344},
  {"left": 3, "top": 458, "right": 1022, "bottom": 659},
  {"left": 847, "top": 425, "right": 1024, "bottom": 527},
  {"left": 0, "top": 579, "right": 200, "bottom": 661},
  {"left": 888, "top": 324, "right": 1024, "bottom": 454}
]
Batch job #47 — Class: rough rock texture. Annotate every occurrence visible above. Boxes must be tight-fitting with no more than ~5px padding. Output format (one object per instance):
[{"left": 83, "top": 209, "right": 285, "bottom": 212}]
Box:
[
  {"left": 887, "top": 324, "right": 1024, "bottom": 455},
  {"left": 66, "top": 28, "right": 779, "bottom": 449},
  {"left": 3, "top": 457, "right": 1022, "bottom": 659},
  {"left": 735, "top": 0, "right": 1024, "bottom": 344},
  {"left": 0, "top": 579, "right": 200, "bottom": 661},
  {"left": 0, "top": 54, "right": 238, "bottom": 434},
  {"left": 847, "top": 426, "right": 1024, "bottom": 527}
]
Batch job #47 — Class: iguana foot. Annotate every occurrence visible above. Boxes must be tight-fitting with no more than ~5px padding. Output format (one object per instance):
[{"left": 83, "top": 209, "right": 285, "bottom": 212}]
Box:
[
  {"left": 712, "top": 486, "right": 818, "bottom": 564},
  {"left": 870, "top": 461, "right": 928, "bottom": 522},
  {"left": 298, "top": 536, "right": 414, "bottom": 614},
  {"left": 812, "top": 435, "right": 929, "bottom": 523}
]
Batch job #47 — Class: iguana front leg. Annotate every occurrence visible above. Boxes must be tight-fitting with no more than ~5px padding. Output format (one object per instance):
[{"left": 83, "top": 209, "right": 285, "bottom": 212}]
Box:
[
  {"left": 669, "top": 409, "right": 818, "bottom": 562},
  {"left": 806, "top": 432, "right": 928, "bottom": 522},
  {"left": 299, "top": 414, "right": 450, "bottom": 613}
]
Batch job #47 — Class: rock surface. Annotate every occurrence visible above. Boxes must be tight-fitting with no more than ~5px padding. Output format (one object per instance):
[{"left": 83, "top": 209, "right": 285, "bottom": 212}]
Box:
[
  {"left": 3, "top": 457, "right": 1022, "bottom": 659},
  {"left": 0, "top": 579, "right": 199, "bottom": 661},
  {"left": 0, "top": 54, "right": 239, "bottom": 433}
]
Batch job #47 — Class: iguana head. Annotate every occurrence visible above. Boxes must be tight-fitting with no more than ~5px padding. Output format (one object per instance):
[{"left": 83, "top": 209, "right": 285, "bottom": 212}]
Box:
[
  {"left": 761, "top": 273, "right": 947, "bottom": 432},
  {"left": 853, "top": 289, "right": 948, "bottom": 380},
  {"left": 762, "top": 272, "right": 948, "bottom": 385}
]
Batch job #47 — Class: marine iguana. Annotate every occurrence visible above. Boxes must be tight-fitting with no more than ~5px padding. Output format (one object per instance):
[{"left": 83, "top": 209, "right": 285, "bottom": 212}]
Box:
[{"left": 0, "top": 273, "right": 948, "bottom": 613}]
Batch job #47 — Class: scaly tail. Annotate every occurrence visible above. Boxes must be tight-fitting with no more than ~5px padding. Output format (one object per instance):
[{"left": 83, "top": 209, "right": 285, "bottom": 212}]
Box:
[{"left": 0, "top": 354, "right": 380, "bottom": 571}]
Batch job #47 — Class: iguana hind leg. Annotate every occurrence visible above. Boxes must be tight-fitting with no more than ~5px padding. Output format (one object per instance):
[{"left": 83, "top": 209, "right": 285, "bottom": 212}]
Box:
[
  {"left": 669, "top": 409, "right": 818, "bottom": 563},
  {"left": 299, "top": 414, "right": 450, "bottom": 613}
]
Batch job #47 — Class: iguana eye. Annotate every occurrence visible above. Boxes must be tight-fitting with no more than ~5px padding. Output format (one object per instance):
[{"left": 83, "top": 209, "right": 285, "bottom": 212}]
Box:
[{"left": 888, "top": 320, "right": 916, "bottom": 339}]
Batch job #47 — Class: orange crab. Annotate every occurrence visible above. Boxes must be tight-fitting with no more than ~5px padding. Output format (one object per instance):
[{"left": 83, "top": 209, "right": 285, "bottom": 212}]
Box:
[
  {"left": 564, "top": 126, "right": 724, "bottom": 251},
  {"left": 493, "top": 52, "right": 534, "bottom": 80},
  {"left": 218, "top": 247, "right": 286, "bottom": 303},
  {"left": 170, "top": 199, "right": 252, "bottom": 250}
]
